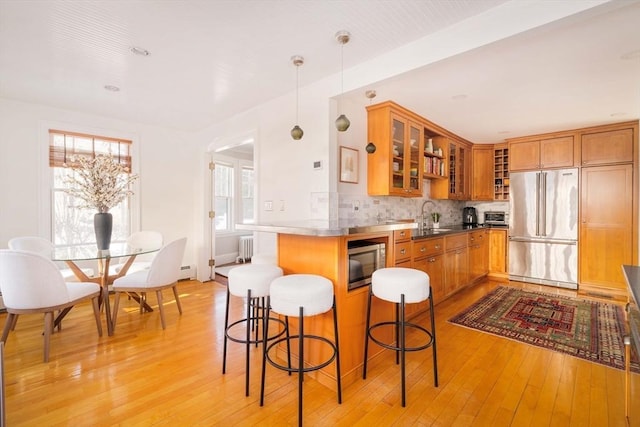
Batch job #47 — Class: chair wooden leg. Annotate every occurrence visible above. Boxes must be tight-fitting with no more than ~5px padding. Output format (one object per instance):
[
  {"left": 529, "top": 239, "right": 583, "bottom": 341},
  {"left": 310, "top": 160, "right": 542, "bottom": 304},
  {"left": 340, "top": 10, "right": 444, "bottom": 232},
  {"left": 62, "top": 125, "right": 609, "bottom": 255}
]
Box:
[
  {"left": 172, "top": 285, "right": 183, "bottom": 315},
  {"left": 92, "top": 297, "right": 103, "bottom": 337},
  {"left": 112, "top": 292, "right": 121, "bottom": 329},
  {"left": 1, "top": 314, "right": 15, "bottom": 343},
  {"left": 43, "top": 312, "right": 53, "bottom": 363},
  {"left": 156, "top": 290, "right": 166, "bottom": 329},
  {"left": 10, "top": 314, "right": 18, "bottom": 332},
  {"left": 140, "top": 293, "right": 146, "bottom": 314}
]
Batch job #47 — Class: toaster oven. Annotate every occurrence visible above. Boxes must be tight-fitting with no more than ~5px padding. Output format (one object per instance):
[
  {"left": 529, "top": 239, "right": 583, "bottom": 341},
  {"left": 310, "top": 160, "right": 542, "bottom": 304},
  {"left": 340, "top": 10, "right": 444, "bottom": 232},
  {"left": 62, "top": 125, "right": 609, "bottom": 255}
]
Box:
[{"left": 484, "top": 211, "right": 508, "bottom": 225}]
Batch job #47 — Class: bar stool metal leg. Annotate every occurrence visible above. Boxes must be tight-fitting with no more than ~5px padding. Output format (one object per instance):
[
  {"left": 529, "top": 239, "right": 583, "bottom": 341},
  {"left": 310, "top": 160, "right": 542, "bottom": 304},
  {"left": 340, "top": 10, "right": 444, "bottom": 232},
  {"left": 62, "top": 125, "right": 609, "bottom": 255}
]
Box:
[
  {"left": 222, "top": 286, "right": 231, "bottom": 375},
  {"left": 429, "top": 293, "right": 438, "bottom": 387},
  {"left": 363, "top": 287, "right": 372, "bottom": 380}
]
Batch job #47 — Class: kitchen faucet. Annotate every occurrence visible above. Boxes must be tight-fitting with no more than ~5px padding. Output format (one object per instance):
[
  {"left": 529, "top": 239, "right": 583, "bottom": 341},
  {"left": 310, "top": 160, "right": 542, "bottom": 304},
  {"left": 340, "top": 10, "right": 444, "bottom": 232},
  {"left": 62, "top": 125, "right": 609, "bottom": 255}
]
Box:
[{"left": 420, "top": 200, "right": 436, "bottom": 230}]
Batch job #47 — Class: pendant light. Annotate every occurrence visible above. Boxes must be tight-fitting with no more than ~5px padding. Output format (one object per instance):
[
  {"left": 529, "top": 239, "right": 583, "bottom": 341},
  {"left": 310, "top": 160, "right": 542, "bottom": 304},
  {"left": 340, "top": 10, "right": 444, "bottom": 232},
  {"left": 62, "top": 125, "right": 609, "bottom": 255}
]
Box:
[
  {"left": 335, "top": 30, "right": 351, "bottom": 132},
  {"left": 365, "top": 90, "right": 377, "bottom": 153},
  {"left": 291, "top": 55, "right": 304, "bottom": 140}
]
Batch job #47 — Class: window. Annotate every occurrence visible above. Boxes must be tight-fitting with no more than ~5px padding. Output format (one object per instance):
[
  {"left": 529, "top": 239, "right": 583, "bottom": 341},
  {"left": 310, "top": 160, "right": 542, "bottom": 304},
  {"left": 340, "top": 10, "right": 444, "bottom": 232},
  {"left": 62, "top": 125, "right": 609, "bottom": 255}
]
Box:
[
  {"left": 241, "top": 166, "right": 255, "bottom": 224},
  {"left": 214, "top": 162, "right": 233, "bottom": 231},
  {"left": 49, "top": 129, "right": 134, "bottom": 248},
  {"left": 213, "top": 158, "right": 254, "bottom": 232}
]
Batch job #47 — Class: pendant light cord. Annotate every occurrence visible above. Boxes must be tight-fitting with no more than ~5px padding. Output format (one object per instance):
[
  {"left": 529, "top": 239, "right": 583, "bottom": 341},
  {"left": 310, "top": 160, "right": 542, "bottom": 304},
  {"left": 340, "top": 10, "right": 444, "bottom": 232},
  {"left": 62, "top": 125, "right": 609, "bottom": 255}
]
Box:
[{"left": 296, "top": 63, "right": 300, "bottom": 124}]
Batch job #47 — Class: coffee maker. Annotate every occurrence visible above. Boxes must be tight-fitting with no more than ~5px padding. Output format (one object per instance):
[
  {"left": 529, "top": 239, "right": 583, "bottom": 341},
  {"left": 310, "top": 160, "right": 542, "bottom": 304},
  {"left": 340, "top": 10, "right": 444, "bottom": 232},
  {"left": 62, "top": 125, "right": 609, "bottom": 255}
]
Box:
[{"left": 463, "top": 207, "right": 478, "bottom": 225}]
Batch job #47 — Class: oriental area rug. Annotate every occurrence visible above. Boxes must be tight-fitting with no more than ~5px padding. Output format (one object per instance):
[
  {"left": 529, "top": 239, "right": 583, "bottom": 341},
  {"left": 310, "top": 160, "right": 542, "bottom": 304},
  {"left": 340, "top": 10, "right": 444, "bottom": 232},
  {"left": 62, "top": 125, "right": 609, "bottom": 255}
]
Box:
[{"left": 449, "top": 286, "right": 640, "bottom": 373}]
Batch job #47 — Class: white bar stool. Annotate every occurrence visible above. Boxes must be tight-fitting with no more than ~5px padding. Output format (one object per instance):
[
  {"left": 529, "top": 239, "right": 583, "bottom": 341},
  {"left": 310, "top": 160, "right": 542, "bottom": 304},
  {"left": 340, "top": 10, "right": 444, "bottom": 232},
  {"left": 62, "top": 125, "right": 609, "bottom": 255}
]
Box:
[
  {"left": 223, "top": 264, "right": 284, "bottom": 396},
  {"left": 362, "top": 267, "right": 438, "bottom": 407},
  {"left": 260, "top": 274, "right": 342, "bottom": 427}
]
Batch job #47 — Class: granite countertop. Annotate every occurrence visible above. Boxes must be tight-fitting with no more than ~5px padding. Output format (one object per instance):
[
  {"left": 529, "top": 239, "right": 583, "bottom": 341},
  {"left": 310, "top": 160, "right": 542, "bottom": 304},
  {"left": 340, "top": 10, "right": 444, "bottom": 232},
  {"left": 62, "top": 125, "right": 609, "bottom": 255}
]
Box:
[{"left": 236, "top": 218, "right": 417, "bottom": 237}]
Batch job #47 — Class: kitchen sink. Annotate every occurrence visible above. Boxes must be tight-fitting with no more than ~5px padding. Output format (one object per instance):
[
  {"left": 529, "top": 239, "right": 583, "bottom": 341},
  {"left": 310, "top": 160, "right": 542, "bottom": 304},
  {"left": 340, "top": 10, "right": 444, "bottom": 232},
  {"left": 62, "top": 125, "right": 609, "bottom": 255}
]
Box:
[{"left": 428, "top": 228, "right": 452, "bottom": 233}]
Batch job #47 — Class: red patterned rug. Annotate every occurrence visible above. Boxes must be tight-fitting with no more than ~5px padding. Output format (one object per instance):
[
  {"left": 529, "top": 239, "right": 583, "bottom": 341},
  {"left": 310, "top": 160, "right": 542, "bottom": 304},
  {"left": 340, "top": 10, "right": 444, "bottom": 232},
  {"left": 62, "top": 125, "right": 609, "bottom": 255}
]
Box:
[{"left": 449, "top": 286, "right": 640, "bottom": 373}]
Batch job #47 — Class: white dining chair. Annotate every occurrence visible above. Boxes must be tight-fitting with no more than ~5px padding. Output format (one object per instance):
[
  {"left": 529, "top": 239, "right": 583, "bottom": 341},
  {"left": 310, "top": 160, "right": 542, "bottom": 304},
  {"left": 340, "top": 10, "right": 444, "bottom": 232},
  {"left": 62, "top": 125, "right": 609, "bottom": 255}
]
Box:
[
  {"left": 112, "top": 237, "right": 187, "bottom": 330},
  {"left": 109, "top": 231, "right": 163, "bottom": 275},
  {"left": 8, "top": 236, "right": 95, "bottom": 281},
  {"left": 0, "top": 250, "right": 103, "bottom": 362}
]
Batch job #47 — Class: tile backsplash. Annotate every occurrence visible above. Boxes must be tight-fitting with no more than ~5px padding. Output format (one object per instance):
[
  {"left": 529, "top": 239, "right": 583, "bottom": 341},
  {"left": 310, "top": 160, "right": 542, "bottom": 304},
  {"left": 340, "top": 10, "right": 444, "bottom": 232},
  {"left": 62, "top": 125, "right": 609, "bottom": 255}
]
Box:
[{"left": 311, "top": 191, "right": 510, "bottom": 226}]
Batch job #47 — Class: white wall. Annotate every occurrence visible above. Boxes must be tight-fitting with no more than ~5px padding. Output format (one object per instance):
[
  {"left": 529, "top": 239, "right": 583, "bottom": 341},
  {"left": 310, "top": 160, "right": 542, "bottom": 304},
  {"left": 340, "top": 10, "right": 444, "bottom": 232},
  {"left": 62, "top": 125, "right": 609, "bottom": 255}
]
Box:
[{"left": 0, "top": 98, "right": 201, "bottom": 267}]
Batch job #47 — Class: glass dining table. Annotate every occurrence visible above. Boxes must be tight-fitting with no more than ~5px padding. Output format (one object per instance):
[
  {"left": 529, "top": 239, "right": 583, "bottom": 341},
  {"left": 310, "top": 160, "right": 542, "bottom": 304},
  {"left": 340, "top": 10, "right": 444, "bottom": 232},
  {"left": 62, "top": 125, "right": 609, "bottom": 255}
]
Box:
[{"left": 52, "top": 243, "right": 161, "bottom": 336}]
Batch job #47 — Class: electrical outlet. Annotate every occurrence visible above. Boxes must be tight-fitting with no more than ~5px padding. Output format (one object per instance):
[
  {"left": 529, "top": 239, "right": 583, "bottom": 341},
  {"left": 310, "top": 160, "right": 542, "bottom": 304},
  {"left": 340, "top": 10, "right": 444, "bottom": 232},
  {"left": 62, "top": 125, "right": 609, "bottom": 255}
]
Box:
[{"left": 264, "top": 200, "right": 273, "bottom": 211}]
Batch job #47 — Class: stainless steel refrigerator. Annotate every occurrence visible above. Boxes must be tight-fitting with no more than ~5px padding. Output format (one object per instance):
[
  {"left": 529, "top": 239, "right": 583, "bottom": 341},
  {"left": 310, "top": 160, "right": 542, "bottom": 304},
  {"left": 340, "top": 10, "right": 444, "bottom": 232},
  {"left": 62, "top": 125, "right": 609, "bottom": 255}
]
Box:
[{"left": 509, "top": 168, "right": 578, "bottom": 289}]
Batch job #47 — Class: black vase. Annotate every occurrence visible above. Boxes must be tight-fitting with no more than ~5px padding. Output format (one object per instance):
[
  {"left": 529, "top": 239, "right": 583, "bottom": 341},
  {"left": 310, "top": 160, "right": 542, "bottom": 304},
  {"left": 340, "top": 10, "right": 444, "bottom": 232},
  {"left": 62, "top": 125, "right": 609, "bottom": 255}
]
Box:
[{"left": 94, "top": 212, "right": 113, "bottom": 250}]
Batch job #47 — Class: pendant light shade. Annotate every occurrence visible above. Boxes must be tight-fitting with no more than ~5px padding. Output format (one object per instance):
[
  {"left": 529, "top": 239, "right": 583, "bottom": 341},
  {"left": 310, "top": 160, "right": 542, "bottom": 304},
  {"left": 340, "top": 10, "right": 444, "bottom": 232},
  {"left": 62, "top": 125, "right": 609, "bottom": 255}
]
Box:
[
  {"left": 291, "top": 125, "right": 303, "bottom": 140},
  {"left": 290, "top": 55, "right": 304, "bottom": 140},
  {"left": 365, "top": 142, "right": 377, "bottom": 153},
  {"left": 335, "top": 114, "right": 350, "bottom": 132},
  {"left": 335, "top": 30, "right": 351, "bottom": 132}
]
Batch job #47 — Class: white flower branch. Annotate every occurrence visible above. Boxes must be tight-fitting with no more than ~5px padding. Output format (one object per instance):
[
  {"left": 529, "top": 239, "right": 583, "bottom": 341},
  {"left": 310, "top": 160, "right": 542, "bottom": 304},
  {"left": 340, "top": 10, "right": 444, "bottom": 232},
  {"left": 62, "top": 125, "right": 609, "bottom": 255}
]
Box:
[{"left": 63, "top": 154, "right": 139, "bottom": 213}]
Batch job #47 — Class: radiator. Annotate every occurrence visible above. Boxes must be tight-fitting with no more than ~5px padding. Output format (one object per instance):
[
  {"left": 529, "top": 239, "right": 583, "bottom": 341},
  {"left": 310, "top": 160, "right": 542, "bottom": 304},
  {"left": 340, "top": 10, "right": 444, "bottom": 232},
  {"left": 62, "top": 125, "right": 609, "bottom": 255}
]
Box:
[{"left": 237, "top": 236, "right": 254, "bottom": 263}]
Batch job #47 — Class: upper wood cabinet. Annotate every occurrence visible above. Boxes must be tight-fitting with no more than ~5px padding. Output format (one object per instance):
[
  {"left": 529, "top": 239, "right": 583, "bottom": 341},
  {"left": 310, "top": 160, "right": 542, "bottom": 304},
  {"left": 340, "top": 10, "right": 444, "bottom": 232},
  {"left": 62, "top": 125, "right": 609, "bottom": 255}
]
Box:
[
  {"left": 367, "top": 102, "right": 424, "bottom": 197},
  {"left": 581, "top": 128, "right": 633, "bottom": 166},
  {"left": 493, "top": 144, "right": 509, "bottom": 200},
  {"left": 432, "top": 138, "right": 471, "bottom": 200},
  {"left": 367, "top": 101, "right": 475, "bottom": 199},
  {"left": 509, "top": 135, "right": 574, "bottom": 171},
  {"left": 471, "top": 145, "right": 494, "bottom": 201}
]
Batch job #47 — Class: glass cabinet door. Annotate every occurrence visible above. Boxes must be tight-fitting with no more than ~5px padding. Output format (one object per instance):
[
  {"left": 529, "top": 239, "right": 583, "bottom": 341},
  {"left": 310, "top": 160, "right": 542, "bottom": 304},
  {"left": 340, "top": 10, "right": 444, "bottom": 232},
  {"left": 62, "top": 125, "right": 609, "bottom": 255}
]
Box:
[
  {"left": 407, "top": 123, "right": 421, "bottom": 192},
  {"left": 458, "top": 144, "right": 466, "bottom": 197},
  {"left": 391, "top": 117, "right": 405, "bottom": 191},
  {"left": 448, "top": 142, "right": 457, "bottom": 197}
]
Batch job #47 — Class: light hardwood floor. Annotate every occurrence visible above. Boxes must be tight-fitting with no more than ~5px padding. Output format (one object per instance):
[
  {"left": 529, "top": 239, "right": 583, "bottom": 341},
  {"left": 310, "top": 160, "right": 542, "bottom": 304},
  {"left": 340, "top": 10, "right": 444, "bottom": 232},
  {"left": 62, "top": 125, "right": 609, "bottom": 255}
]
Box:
[{"left": 1, "top": 278, "right": 635, "bottom": 426}]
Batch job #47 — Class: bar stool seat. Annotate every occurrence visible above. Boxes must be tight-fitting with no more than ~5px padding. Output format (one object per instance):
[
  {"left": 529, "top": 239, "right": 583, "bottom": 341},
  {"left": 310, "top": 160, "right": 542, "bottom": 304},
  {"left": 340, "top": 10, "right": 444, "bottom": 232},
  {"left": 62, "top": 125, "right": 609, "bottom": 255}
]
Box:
[
  {"left": 223, "top": 264, "right": 284, "bottom": 397},
  {"left": 260, "top": 274, "right": 342, "bottom": 427},
  {"left": 363, "top": 267, "right": 438, "bottom": 407}
]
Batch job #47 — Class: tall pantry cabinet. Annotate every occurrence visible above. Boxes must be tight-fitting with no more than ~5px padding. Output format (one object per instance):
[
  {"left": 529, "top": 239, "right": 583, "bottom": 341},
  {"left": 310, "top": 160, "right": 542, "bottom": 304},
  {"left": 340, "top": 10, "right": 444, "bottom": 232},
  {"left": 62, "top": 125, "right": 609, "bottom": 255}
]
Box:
[{"left": 579, "top": 124, "right": 638, "bottom": 299}]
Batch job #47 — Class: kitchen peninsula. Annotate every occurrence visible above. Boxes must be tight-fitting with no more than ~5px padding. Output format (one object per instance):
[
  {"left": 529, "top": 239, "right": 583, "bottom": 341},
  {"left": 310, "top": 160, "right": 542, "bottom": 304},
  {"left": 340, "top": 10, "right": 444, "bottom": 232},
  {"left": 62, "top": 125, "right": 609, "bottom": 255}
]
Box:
[{"left": 236, "top": 219, "right": 494, "bottom": 389}]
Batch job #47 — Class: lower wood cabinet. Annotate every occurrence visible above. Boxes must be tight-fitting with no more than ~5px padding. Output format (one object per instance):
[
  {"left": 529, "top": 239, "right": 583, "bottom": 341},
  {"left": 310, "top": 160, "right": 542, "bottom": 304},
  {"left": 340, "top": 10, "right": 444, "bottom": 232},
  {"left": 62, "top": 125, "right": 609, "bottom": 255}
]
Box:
[
  {"left": 412, "top": 237, "right": 445, "bottom": 308},
  {"left": 488, "top": 228, "right": 508, "bottom": 279},
  {"left": 468, "top": 230, "right": 488, "bottom": 282},
  {"left": 443, "top": 233, "right": 469, "bottom": 297}
]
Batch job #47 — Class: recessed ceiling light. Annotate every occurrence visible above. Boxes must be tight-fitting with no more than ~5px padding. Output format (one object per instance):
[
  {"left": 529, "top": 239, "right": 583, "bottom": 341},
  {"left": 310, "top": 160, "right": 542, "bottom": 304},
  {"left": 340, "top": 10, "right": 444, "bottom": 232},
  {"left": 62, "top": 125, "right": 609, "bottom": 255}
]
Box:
[
  {"left": 451, "top": 94, "right": 468, "bottom": 100},
  {"left": 104, "top": 85, "right": 120, "bottom": 92},
  {"left": 621, "top": 49, "right": 640, "bottom": 60},
  {"left": 130, "top": 46, "right": 150, "bottom": 56},
  {"left": 610, "top": 112, "right": 627, "bottom": 117}
]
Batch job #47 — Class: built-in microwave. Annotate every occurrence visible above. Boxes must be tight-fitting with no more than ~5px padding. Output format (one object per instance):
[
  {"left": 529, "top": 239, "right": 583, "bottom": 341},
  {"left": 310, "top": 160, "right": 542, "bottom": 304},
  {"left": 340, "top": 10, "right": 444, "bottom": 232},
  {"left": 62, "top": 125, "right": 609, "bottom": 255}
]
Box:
[{"left": 347, "top": 240, "right": 386, "bottom": 291}]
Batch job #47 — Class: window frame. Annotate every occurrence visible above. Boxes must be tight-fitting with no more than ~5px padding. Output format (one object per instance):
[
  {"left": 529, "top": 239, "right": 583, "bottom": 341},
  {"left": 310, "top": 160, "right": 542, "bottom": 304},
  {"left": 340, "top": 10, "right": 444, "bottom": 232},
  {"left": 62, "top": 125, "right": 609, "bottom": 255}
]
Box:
[
  {"left": 212, "top": 154, "right": 254, "bottom": 236},
  {"left": 38, "top": 122, "right": 140, "bottom": 246}
]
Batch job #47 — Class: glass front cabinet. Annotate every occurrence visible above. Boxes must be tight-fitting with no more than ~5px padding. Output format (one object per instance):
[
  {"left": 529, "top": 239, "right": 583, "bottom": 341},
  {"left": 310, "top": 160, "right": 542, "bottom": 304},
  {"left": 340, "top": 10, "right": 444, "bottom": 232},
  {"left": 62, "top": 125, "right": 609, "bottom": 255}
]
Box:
[{"left": 367, "top": 103, "right": 424, "bottom": 197}]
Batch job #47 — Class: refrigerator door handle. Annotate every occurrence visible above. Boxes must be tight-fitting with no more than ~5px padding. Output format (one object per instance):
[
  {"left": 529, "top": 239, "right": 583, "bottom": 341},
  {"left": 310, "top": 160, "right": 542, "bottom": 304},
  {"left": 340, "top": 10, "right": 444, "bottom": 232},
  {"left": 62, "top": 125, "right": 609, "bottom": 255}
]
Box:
[
  {"left": 535, "top": 172, "right": 541, "bottom": 236},
  {"left": 509, "top": 236, "right": 577, "bottom": 245},
  {"left": 541, "top": 172, "right": 547, "bottom": 237}
]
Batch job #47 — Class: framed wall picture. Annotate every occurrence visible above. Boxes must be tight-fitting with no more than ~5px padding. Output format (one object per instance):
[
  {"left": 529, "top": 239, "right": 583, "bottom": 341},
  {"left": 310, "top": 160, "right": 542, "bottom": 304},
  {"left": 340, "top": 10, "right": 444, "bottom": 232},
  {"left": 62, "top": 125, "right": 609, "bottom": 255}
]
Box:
[{"left": 339, "top": 146, "right": 358, "bottom": 183}]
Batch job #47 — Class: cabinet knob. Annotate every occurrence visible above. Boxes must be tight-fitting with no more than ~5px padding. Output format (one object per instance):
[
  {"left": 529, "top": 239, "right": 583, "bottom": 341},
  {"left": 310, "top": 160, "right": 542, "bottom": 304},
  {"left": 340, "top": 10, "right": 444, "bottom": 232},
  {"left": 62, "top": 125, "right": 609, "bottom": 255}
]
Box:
[
  {"left": 428, "top": 257, "right": 436, "bottom": 263},
  {"left": 400, "top": 231, "right": 406, "bottom": 237},
  {"left": 420, "top": 247, "right": 426, "bottom": 252},
  {"left": 435, "top": 244, "right": 441, "bottom": 249},
  {"left": 400, "top": 248, "right": 406, "bottom": 255}
]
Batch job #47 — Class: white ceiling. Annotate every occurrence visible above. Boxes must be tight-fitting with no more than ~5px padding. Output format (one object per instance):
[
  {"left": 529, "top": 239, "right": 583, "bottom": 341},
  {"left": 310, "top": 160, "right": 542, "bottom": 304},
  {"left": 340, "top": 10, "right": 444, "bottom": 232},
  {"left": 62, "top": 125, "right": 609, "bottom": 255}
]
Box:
[{"left": 1, "top": 0, "right": 639, "bottom": 143}]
